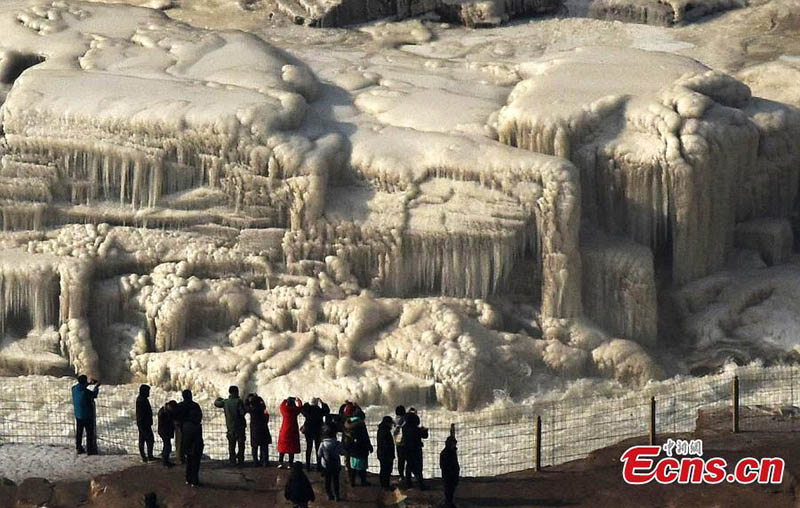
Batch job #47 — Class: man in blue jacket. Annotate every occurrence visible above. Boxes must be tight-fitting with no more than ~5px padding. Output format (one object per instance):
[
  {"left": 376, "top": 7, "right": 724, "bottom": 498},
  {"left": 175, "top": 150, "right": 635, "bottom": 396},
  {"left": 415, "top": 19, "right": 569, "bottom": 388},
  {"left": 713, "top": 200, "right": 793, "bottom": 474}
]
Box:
[{"left": 72, "top": 375, "right": 100, "bottom": 455}]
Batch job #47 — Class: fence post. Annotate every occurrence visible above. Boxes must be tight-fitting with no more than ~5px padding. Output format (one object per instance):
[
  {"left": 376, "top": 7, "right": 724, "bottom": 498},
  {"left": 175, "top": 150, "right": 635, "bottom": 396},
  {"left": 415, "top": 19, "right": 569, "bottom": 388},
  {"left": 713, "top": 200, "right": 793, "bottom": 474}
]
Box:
[
  {"left": 649, "top": 396, "right": 656, "bottom": 445},
  {"left": 535, "top": 415, "right": 542, "bottom": 472},
  {"left": 732, "top": 375, "right": 739, "bottom": 433}
]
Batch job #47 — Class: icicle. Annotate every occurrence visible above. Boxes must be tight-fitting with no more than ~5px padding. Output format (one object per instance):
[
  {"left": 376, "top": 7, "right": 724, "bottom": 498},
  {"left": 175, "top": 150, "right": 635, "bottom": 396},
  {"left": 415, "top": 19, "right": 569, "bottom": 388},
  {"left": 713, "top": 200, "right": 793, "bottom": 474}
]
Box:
[
  {"left": 1, "top": 202, "right": 46, "bottom": 231},
  {"left": 580, "top": 229, "right": 658, "bottom": 346},
  {"left": 0, "top": 255, "right": 65, "bottom": 340}
]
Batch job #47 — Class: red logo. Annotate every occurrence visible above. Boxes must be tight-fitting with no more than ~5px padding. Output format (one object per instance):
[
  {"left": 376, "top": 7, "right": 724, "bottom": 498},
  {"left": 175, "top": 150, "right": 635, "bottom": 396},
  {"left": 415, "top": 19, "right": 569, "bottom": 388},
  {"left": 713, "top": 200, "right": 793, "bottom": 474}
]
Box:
[{"left": 620, "top": 440, "right": 784, "bottom": 485}]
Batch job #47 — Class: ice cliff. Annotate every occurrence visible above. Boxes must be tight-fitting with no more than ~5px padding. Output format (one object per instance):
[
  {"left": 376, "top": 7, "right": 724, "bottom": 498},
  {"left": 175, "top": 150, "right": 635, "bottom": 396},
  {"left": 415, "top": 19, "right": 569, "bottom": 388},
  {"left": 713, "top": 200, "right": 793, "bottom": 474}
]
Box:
[{"left": 499, "top": 46, "right": 800, "bottom": 343}]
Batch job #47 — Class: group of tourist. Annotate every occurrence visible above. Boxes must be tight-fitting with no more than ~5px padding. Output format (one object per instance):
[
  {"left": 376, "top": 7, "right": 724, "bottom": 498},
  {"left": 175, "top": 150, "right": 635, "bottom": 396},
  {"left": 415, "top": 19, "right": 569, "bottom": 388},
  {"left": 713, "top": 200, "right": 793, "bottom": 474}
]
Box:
[{"left": 71, "top": 376, "right": 462, "bottom": 507}]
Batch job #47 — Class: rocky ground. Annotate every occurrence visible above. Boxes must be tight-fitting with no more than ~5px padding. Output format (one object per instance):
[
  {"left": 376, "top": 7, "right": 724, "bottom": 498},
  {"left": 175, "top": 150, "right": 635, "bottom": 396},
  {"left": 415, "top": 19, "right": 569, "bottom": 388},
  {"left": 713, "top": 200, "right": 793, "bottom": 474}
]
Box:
[
  {"left": 0, "top": 445, "right": 140, "bottom": 484},
  {"left": 2, "top": 408, "right": 799, "bottom": 507}
]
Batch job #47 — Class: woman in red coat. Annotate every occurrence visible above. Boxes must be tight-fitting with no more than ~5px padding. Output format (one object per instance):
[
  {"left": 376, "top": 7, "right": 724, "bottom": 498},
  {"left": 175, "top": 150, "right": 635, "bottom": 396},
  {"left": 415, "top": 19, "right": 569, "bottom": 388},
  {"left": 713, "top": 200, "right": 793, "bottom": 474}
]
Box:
[{"left": 278, "top": 396, "right": 303, "bottom": 468}]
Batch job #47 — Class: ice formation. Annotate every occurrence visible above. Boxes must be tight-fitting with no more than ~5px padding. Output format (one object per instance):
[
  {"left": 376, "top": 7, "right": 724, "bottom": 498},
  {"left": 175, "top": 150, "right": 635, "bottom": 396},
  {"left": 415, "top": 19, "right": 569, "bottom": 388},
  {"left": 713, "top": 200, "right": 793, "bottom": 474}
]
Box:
[
  {"left": 1, "top": 0, "right": 338, "bottom": 232},
  {"left": 272, "top": 0, "right": 563, "bottom": 28},
  {"left": 672, "top": 259, "right": 800, "bottom": 373},
  {"left": 0, "top": 0, "right": 799, "bottom": 411},
  {"left": 498, "top": 46, "right": 800, "bottom": 343},
  {"left": 589, "top": 0, "right": 744, "bottom": 26}
]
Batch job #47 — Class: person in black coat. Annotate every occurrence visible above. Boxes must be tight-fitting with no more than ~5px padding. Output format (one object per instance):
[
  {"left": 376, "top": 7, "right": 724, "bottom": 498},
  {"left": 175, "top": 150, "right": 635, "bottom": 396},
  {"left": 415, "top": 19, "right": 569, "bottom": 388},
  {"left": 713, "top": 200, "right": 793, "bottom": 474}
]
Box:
[
  {"left": 245, "top": 393, "right": 272, "bottom": 466},
  {"left": 157, "top": 400, "right": 177, "bottom": 467},
  {"left": 376, "top": 416, "right": 395, "bottom": 490},
  {"left": 136, "top": 384, "right": 155, "bottom": 462},
  {"left": 175, "top": 389, "right": 204, "bottom": 486},
  {"left": 301, "top": 397, "right": 329, "bottom": 471},
  {"left": 401, "top": 409, "right": 428, "bottom": 489},
  {"left": 440, "top": 436, "right": 460, "bottom": 507},
  {"left": 284, "top": 461, "right": 315, "bottom": 508}
]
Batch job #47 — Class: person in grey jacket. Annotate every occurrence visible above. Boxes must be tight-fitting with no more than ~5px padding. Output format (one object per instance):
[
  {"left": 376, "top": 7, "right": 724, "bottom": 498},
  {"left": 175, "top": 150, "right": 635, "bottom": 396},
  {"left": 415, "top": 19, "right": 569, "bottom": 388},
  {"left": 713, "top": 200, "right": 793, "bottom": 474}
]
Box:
[{"left": 215, "top": 386, "right": 247, "bottom": 465}]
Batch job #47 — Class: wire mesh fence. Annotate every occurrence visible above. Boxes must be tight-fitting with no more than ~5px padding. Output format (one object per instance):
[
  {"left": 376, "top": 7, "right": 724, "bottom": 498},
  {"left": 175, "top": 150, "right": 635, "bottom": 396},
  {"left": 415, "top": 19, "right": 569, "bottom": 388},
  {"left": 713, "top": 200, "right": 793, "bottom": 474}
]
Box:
[{"left": 2, "top": 365, "right": 800, "bottom": 478}]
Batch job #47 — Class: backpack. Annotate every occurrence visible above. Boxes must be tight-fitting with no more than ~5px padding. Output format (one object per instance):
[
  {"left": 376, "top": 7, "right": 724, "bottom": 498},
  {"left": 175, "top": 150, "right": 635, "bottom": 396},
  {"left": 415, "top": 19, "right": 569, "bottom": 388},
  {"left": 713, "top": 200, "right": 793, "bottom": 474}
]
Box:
[
  {"left": 320, "top": 440, "right": 341, "bottom": 469},
  {"left": 393, "top": 419, "right": 405, "bottom": 446}
]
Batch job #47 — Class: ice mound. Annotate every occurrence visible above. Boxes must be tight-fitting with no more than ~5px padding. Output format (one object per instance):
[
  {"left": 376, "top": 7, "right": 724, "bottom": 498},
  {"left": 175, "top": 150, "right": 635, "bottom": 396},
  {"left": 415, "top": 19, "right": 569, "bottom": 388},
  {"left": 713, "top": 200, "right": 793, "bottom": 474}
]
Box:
[
  {"left": 336, "top": 127, "right": 582, "bottom": 316},
  {"left": 129, "top": 275, "right": 656, "bottom": 409},
  {"left": 323, "top": 171, "right": 540, "bottom": 301},
  {"left": 0, "top": 216, "right": 651, "bottom": 409},
  {"left": 359, "top": 20, "right": 434, "bottom": 48},
  {"left": 275, "top": 0, "right": 562, "bottom": 28},
  {"left": 589, "top": 0, "right": 745, "bottom": 26},
  {"left": 282, "top": 56, "right": 584, "bottom": 320},
  {"left": 739, "top": 58, "right": 800, "bottom": 108},
  {"left": 672, "top": 261, "right": 800, "bottom": 373},
  {"left": 0, "top": 1, "right": 340, "bottom": 231},
  {"left": 591, "top": 338, "right": 663, "bottom": 384},
  {"left": 499, "top": 47, "right": 800, "bottom": 340}
]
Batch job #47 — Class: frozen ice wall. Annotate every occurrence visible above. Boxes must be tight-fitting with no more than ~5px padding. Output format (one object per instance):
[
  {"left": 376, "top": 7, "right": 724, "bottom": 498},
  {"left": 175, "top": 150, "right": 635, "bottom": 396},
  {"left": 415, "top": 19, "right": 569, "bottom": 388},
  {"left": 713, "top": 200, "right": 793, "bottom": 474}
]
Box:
[
  {"left": 580, "top": 229, "right": 657, "bottom": 346},
  {"left": 339, "top": 127, "right": 583, "bottom": 318},
  {"left": 0, "top": 0, "right": 338, "bottom": 231},
  {"left": 0, "top": 247, "right": 97, "bottom": 377},
  {"left": 499, "top": 46, "right": 800, "bottom": 342}
]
